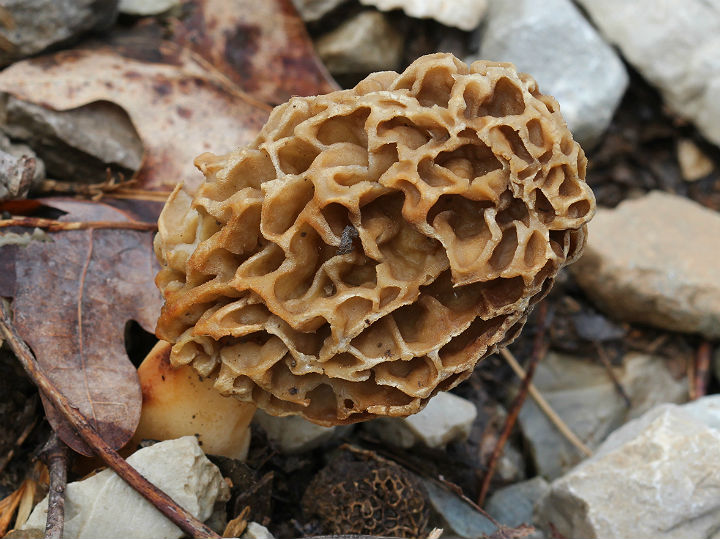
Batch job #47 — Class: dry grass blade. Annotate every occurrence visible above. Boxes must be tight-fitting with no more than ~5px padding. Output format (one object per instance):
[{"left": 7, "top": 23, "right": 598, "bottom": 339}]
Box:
[
  {"left": 222, "top": 505, "right": 250, "bottom": 538},
  {"left": 594, "top": 343, "right": 632, "bottom": 408},
  {"left": 0, "top": 301, "right": 222, "bottom": 539},
  {"left": 14, "top": 477, "right": 35, "bottom": 531},
  {"left": 0, "top": 485, "right": 23, "bottom": 536},
  {"left": 478, "top": 303, "right": 549, "bottom": 506},
  {"left": 500, "top": 348, "right": 593, "bottom": 458}
]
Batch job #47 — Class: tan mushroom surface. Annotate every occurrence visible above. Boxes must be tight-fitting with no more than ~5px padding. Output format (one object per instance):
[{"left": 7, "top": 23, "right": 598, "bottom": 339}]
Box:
[{"left": 154, "top": 53, "right": 595, "bottom": 425}]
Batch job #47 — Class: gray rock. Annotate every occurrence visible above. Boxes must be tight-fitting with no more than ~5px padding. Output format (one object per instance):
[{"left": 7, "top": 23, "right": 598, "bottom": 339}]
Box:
[
  {"left": 253, "top": 410, "right": 342, "bottom": 453},
  {"left": 486, "top": 477, "right": 548, "bottom": 539},
  {"left": 493, "top": 441, "right": 525, "bottom": 484},
  {"left": 519, "top": 351, "right": 686, "bottom": 479},
  {"left": 473, "top": 0, "right": 627, "bottom": 148},
  {"left": 360, "top": 0, "right": 488, "bottom": 31},
  {"left": 576, "top": 0, "right": 720, "bottom": 148},
  {"left": 571, "top": 191, "right": 720, "bottom": 338},
  {"left": 0, "top": 150, "right": 35, "bottom": 200},
  {"left": 486, "top": 477, "right": 549, "bottom": 528},
  {"left": 291, "top": 0, "right": 347, "bottom": 22},
  {"left": 479, "top": 404, "right": 526, "bottom": 483},
  {"left": 315, "top": 10, "right": 404, "bottom": 75},
  {"left": 119, "top": 0, "right": 180, "bottom": 15},
  {"left": 422, "top": 478, "right": 498, "bottom": 538},
  {"left": 22, "top": 437, "right": 230, "bottom": 539},
  {"left": 367, "top": 391, "right": 477, "bottom": 449},
  {"left": 0, "top": 0, "right": 118, "bottom": 67},
  {"left": 0, "top": 132, "right": 45, "bottom": 189},
  {"left": 0, "top": 96, "right": 143, "bottom": 182},
  {"left": 535, "top": 403, "right": 720, "bottom": 538}
]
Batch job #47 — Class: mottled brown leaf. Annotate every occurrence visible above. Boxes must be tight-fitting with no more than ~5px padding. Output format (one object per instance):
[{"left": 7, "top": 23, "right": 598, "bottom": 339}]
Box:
[
  {"left": 170, "top": 0, "right": 338, "bottom": 105},
  {"left": 6, "top": 199, "right": 162, "bottom": 455},
  {"left": 0, "top": 31, "right": 269, "bottom": 192}
]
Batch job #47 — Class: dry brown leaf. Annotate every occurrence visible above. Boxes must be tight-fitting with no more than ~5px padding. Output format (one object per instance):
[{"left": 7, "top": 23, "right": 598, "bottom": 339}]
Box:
[
  {"left": 7, "top": 199, "right": 162, "bottom": 455},
  {"left": 0, "top": 0, "right": 338, "bottom": 192},
  {"left": 0, "top": 29, "right": 269, "bottom": 192},
  {"left": 170, "top": 0, "right": 338, "bottom": 105}
]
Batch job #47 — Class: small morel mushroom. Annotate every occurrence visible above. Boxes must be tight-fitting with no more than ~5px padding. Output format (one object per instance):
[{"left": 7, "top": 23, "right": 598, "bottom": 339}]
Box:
[
  {"left": 302, "top": 448, "right": 430, "bottom": 537},
  {"left": 154, "top": 53, "right": 595, "bottom": 425}
]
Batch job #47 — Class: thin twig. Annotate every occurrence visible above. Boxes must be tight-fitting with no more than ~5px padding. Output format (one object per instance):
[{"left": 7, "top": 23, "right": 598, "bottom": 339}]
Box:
[
  {"left": 0, "top": 482, "right": 24, "bottom": 535},
  {"left": 478, "top": 303, "right": 549, "bottom": 507},
  {"left": 0, "top": 302, "right": 221, "bottom": 539},
  {"left": 38, "top": 433, "right": 69, "bottom": 539},
  {"left": 594, "top": 343, "right": 632, "bottom": 409},
  {"left": 693, "top": 341, "right": 712, "bottom": 400},
  {"left": 500, "top": 348, "right": 592, "bottom": 458},
  {"left": 37, "top": 173, "right": 136, "bottom": 201},
  {"left": 0, "top": 217, "right": 157, "bottom": 232}
]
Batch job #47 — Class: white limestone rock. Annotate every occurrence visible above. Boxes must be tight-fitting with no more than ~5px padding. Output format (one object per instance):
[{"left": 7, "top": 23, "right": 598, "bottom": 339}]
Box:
[
  {"left": 571, "top": 191, "right": 720, "bottom": 338},
  {"left": 241, "top": 522, "right": 276, "bottom": 539},
  {"left": 315, "top": 10, "right": 404, "bottom": 75},
  {"left": 518, "top": 351, "right": 687, "bottom": 479},
  {"left": 473, "top": 0, "right": 627, "bottom": 148},
  {"left": 535, "top": 402, "right": 720, "bottom": 538},
  {"left": 291, "top": 0, "right": 347, "bottom": 22},
  {"left": 253, "top": 410, "right": 339, "bottom": 453},
  {"left": 119, "top": 0, "right": 180, "bottom": 15},
  {"left": 575, "top": 0, "right": 720, "bottom": 148},
  {"left": 368, "top": 391, "right": 477, "bottom": 448},
  {"left": 359, "top": 0, "right": 488, "bottom": 31},
  {"left": 681, "top": 394, "right": 720, "bottom": 432},
  {"left": 22, "top": 437, "right": 229, "bottom": 539}
]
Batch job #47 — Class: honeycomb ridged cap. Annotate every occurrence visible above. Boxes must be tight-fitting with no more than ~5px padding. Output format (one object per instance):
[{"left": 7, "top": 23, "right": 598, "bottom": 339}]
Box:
[{"left": 154, "top": 53, "right": 595, "bottom": 425}]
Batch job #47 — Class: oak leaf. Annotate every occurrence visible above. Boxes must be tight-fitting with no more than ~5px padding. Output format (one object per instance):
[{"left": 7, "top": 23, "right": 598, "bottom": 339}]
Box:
[{"left": 4, "top": 199, "right": 162, "bottom": 454}]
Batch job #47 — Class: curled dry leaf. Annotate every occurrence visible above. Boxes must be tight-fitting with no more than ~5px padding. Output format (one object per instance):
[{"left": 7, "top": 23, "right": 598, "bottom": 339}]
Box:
[
  {"left": 3, "top": 199, "right": 162, "bottom": 455},
  {"left": 0, "top": 32, "right": 269, "bottom": 192},
  {"left": 171, "top": 0, "right": 338, "bottom": 105}
]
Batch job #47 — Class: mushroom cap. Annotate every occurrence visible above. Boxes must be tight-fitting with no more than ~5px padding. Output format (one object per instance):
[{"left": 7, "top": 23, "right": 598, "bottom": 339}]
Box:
[{"left": 154, "top": 53, "right": 595, "bottom": 425}]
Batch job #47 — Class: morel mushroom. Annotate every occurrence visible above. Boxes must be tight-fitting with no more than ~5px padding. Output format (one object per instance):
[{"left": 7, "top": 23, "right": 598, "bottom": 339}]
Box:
[
  {"left": 154, "top": 53, "right": 595, "bottom": 425},
  {"left": 302, "top": 448, "right": 430, "bottom": 537}
]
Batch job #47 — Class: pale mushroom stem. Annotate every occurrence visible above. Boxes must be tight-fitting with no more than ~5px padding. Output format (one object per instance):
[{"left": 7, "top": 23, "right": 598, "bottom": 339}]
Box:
[{"left": 131, "top": 341, "right": 256, "bottom": 460}]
